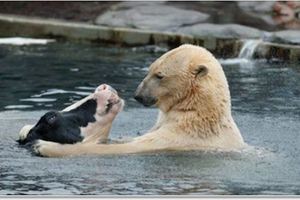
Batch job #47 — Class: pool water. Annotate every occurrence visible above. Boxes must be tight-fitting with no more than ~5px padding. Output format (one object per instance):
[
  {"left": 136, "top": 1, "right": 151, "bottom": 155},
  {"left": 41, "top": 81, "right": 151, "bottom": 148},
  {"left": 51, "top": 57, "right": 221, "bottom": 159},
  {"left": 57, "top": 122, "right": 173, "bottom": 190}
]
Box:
[{"left": 0, "top": 42, "right": 300, "bottom": 195}]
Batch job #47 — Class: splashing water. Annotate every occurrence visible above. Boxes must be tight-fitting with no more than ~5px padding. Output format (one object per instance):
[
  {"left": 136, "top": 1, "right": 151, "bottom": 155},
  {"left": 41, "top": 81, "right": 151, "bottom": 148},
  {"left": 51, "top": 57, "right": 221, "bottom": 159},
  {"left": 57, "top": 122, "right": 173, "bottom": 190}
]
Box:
[
  {"left": 238, "top": 40, "right": 261, "bottom": 59},
  {"left": 219, "top": 40, "right": 261, "bottom": 66}
]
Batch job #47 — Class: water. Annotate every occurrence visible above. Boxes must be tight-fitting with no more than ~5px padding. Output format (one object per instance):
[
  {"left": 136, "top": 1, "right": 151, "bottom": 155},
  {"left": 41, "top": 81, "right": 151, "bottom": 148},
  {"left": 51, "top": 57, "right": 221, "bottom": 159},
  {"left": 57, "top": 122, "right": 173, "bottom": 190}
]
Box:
[
  {"left": 1, "top": 42, "right": 300, "bottom": 195},
  {"left": 218, "top": 39, "right": 261, "bottom": 67},
  {"left": 0, "top": 37, "right": 55, "bottom": 46},
  {"left": 238, "top": 40, "right": 260, "bottom": 59}
]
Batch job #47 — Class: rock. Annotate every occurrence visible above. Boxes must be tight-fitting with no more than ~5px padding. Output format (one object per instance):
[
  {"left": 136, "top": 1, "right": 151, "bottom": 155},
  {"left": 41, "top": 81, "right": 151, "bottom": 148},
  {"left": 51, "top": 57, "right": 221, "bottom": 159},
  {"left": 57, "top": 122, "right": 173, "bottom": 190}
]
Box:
[
  {"left": 265, "top": 30, "right": 300, "bottom": 45},
  {"left": 238, "top": 1, "right": 274, "bottom": 13},
  {"left": 109, "top": 1, "right": 166, "bottom": 10},
  {"left": 237, "top": 1, "right": 278, "bottom": 30},
  {"left": 95, "top": 2, "right": 209, "bottom": 32},
  {"left": 177, "top": 23, "right": 263, "bottom": 39},
  {"left": 254, "top": 41, "right": 300, "bottom": 62}
]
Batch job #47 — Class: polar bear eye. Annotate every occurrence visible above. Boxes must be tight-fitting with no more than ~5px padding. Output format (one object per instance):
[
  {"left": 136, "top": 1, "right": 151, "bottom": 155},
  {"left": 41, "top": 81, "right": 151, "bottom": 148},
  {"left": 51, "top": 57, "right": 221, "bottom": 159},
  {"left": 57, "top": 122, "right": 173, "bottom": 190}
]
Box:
[{"left": 155, "top": 73, "right": 164, "bottom": 80}]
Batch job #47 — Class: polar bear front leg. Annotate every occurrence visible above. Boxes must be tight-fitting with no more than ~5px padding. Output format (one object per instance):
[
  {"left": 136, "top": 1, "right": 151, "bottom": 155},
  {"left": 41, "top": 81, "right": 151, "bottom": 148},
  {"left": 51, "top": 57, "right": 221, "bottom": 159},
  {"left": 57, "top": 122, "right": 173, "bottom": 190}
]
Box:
[
  {"left": 33, "top": 140, "right": 65, "bottom": 157},
  {"left": 33, "top": 139, "right": 98, "bottom": 157},
  {"left": 32, "top": 129, "right": 175, "bottom": 158}
]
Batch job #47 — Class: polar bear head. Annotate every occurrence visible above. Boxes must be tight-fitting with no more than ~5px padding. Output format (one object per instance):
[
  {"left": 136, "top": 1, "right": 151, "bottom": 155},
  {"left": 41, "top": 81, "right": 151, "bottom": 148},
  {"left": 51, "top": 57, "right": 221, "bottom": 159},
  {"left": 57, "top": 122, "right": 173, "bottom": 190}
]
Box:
[{"left": 134, "top": 44, "right": 230, "bottom": 116}]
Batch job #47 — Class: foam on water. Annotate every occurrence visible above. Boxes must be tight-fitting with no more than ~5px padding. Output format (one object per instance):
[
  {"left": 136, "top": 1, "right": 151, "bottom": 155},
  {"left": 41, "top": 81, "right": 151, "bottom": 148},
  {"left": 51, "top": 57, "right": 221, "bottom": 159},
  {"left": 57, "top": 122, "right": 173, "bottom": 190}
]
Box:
[
  {"left": 31, "top": 89, "right": 91, "bottom": 98},
  {"left": 20, "top": 98, "right": 57, "bottom": 103},
  {"left": 0, "top": 37, "right": 55, "bottom": 45},
  {"left": 219, "top": 58, "right": 250, "bottom": 65},
  {"left": 4, "top": 105, "right": 33, "bottom": 110}
]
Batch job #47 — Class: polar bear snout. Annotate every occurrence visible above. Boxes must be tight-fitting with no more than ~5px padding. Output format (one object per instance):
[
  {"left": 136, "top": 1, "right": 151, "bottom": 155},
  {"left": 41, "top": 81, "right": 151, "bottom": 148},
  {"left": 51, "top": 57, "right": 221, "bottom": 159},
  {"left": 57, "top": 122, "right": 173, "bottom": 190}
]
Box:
[
  {"left": 134, "top": 82, "right": 157, "bottom": 107},
  {"left": 134, "top": 94, "right": 157, "bottom": 107}
]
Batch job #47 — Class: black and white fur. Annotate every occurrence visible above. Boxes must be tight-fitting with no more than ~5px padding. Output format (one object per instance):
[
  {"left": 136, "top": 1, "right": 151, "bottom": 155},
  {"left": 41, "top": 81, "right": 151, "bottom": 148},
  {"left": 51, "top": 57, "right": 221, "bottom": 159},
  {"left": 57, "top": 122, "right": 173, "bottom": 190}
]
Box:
[{"left": 18, "top": 84, "right": 123, "bottom": 147}]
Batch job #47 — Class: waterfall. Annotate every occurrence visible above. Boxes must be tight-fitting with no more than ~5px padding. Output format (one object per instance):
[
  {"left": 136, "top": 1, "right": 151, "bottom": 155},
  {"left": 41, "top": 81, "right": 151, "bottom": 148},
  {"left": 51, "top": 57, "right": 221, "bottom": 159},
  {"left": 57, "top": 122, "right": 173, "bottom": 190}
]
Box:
[
  {"left": 219, "top": 40, "right": 261, "bottom": 66},
  {"left": 219, "top": 40, "right": 260, "bottom": 65},
  {"left": 238, "top": 40, "right": 260, "bottom": 59}
]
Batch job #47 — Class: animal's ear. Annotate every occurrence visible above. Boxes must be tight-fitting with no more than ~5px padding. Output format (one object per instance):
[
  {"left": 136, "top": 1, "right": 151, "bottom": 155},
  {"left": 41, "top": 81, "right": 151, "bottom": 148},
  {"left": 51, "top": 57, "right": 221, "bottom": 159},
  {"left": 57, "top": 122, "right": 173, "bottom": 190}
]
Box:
[
  {"left": 45, "top": 112, "right": 58, "bottom": 125},
  {"left": 192, "top": 65, "right": 208, "bottom": 78},
  {"left": 47, "top": 116, "right": 57, "bottom": 125}
]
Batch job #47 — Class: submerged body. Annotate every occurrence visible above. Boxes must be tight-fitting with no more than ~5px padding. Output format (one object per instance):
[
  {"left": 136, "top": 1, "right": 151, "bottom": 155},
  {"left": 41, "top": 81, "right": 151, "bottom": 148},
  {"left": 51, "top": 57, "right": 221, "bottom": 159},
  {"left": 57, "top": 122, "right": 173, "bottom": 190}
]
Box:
[
  {"left": 19, "top": 84, "right": 124, "bottom": 146},
  {"left": 33, "top": 44, "right": 245, "bottom": 157}
]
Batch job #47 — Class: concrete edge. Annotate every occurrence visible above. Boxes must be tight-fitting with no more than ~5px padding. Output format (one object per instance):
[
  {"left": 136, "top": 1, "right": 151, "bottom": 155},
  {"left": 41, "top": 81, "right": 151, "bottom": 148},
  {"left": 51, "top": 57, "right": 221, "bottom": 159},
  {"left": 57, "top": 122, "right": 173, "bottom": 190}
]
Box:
[
  {"left": 0, "top": 14, "right": 196, "bottom": 46},
  {"left": 0, "top": 14, "right": 240, "bottom": 57},
  {"left": 254, "top": 41, "right": 300, "bottom": 61},
  {"left": 0, "top": 14, "right": 299, "bottom": 61}
]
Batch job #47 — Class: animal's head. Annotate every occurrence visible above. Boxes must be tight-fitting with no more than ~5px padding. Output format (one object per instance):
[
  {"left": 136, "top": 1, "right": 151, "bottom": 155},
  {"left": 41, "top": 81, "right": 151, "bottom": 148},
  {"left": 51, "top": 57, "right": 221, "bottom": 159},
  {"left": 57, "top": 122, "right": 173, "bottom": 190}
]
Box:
[
  {"left": 18, "top": 111, "right": 82, "bottom": 145},
  {"left": 134, "top": 44, "right": 230, "bottom": 113},
  {"left": 18, "top": 84, "right": 124, "bottom": 145}
]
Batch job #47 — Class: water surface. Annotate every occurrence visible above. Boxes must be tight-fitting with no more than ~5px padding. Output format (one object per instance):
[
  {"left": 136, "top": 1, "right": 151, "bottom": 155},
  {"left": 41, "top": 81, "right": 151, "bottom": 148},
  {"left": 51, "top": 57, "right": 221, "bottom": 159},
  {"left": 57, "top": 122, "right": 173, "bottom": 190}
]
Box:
[{"left": 0, "top": 42, "right": 300, "bottom": 195}]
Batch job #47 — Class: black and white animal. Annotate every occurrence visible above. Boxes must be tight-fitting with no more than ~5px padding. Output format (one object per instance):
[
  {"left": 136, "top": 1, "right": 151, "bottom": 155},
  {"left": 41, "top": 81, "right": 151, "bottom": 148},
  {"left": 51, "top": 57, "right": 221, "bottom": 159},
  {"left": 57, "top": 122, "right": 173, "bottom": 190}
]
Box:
[{"left": 18, "top": 84, "right": 124, "bottom": 146}]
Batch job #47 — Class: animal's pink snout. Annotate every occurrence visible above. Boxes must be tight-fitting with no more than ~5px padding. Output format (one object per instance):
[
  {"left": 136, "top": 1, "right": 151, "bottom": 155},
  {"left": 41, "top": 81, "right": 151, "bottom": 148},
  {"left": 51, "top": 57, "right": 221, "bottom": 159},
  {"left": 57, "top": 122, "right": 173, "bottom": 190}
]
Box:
[
  {"left": 95, "top": 84, "right": 121, "bottom": 106},
  {"left": 94, "top": 84, "right": 124, "bottom": 116},
  {"left": 96, "top": 84, "right": 118, "bottom": 95}
]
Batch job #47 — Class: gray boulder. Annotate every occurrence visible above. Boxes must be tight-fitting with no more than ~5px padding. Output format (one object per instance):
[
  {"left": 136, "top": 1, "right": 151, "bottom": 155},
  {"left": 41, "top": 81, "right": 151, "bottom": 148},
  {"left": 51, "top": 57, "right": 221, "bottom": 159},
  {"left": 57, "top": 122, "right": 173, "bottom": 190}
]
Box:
[
  {"left": 265, "top": 30, "right": 300, "bottom": 45},
  {"left": 238, "top": 1, "right": 274, "bottom": 13},
  {"left": 237, "top": 1, "right": 276, "bottom": 25},
  {"left": 177, "top": 23, "right": 263, "bottom": 39},
  {"left": 95, "top": 2, "right": 209, "bottom": 32}
]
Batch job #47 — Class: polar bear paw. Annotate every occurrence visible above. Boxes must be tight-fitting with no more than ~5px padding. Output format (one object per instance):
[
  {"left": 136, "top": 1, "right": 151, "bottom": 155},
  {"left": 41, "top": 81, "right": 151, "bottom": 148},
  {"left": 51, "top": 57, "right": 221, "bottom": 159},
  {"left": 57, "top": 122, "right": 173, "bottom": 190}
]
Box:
[{"left": 33, "top": 140, "right": 60, "bottom": 157}]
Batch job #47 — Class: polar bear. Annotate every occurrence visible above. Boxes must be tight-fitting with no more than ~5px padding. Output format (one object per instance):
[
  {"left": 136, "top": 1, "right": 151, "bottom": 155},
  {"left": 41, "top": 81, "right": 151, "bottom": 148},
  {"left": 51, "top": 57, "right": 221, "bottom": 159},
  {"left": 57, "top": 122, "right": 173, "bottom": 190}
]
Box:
[
  {"left": 33, "top": 44, "right": 246, "bottom": 157},
  {"left": 19, "top": 84, "right": 124, "bottom": 146}
]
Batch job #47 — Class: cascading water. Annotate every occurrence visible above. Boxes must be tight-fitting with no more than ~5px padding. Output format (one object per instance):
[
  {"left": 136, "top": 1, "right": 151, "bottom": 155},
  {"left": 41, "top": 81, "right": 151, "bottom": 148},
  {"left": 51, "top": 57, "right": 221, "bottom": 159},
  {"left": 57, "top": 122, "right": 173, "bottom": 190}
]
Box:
[
  {"left": 219, "top": 39, "right": 261, "bottom": 65},
  {"left": 238, "top": 40, "right": 261, "bottom": 59}
]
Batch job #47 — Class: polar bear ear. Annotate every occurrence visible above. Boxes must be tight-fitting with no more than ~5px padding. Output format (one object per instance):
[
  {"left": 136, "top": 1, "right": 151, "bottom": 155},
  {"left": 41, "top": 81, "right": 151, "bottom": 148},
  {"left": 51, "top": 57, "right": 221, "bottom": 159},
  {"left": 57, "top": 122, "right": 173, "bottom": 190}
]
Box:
[{"left": 192, "top": 65, "right": 208, "bottom": 78}]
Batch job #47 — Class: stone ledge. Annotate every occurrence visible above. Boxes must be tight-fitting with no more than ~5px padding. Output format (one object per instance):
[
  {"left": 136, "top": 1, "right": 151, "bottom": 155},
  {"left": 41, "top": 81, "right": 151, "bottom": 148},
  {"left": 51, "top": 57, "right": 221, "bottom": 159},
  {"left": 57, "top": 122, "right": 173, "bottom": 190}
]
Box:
[
  {"left": 0, "top": 14, "right": 242, "bottom": 57},
  {"left": 254, "top": 41, "right": 300, "bottom": 62},
  {"left": 0, "top": 14, "right": 299, "bottom": 61},
  {"left": 0, "top": 14, "right": 196, "bottom": 47}
]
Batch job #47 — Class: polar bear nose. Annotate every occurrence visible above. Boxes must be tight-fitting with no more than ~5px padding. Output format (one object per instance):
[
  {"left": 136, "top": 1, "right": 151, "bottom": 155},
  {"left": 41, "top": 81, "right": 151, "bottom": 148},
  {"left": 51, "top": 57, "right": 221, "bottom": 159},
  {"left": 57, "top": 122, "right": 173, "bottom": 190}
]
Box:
[
  {"left": 134, "top": 94, "right": 157, "bottom": 107},
  {"left": 134, "top": 95, "right": 144, "bottom": 104}
]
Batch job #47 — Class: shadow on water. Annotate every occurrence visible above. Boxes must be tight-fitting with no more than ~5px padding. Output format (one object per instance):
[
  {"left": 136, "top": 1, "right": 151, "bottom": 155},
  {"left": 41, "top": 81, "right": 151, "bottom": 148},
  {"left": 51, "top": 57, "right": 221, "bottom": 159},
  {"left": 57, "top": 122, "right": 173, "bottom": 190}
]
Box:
[{"left": 0, "top": 42, "right": 300, "bottom": 195}]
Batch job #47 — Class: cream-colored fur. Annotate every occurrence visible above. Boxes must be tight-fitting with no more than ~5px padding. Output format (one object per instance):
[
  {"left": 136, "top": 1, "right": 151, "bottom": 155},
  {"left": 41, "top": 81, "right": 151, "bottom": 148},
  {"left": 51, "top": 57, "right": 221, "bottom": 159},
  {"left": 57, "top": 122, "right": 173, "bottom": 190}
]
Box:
[{"left": 33, "top": 44, "right": 246, "bottom": 157}]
